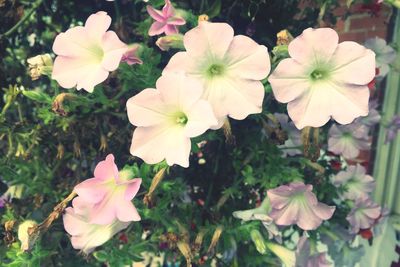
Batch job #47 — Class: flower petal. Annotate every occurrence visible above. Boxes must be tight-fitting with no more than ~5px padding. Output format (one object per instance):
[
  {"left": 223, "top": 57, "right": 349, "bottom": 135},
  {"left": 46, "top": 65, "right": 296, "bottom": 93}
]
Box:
[
  {"left": 124, "top": 178, "right": 142, "bottom": 200},
  {"left": 184, "top": 100, "right": 218, "bottom": 137},
  {"left": 84, "top": 11, "right": 112, "bottom": 41},
  {"left": 146, "top": 5, "right": 165, "bottom": 21},
  {"left": 184, "top": 22, "right": 234, "bottom": 59},
  {"left": 94, "top": 154, "right": 119, "bottom": 181},
  {"left": 225, "top": 35, "right": 271, "bottom": 80},
  {"left": 149, "top": 21, "right": 166, "bottom": 36},
  {"left": 288, "top": 28, "right": 339, "bottom": 64},
  {"left": 101, "top": 31, "right": 128, "bottom": 71}
]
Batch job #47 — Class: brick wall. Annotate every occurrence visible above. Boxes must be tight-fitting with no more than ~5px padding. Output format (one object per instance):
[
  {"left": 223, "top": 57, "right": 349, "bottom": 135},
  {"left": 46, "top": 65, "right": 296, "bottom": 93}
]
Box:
[{"left": 333, "top": 1, "right": 391, "bottom": 42}]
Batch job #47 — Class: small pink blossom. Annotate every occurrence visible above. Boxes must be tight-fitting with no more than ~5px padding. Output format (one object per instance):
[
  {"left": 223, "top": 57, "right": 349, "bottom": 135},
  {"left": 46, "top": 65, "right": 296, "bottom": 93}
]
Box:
[
  {"left": 268, "top": 28, "right": 375, "bottom": 129},
  {"left": 74, "top": 154, "right": 142, "bottom": 224},
  {"left": 126, "top": 73, "right": 218, "bottom": 167},
  {"left": 328, "top": 123, "right": 370, "bottom": 159},
  {"left": 63, "top": 197, "right": 130, "bottom": 254},
  {"left": 331, "top": 164, "right": 375, "bottom": 200},
  {"left": 52, "top": 11, "right": 128, "bottom": 92},
  {"left": 163, "top": 22, "right": 271, "bottom": 127},
  {"left": 146, "top": 0, "right": 186, "bottom": 36},
  {"left": 267, "top": 182, "right": 335, "bottom": 230},
  {"left": 346, "top": 197, "right": 381, "bottom": 234}
]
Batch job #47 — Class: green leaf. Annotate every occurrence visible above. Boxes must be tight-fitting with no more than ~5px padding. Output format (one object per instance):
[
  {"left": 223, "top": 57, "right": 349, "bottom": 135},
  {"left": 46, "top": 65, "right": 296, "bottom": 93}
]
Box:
[
  {"left": 22, "top": 90, "right": 52, "bottom": 104},
  {"left": 93, "top": 250, "right": 108, "bottom": 262},
  {"left": 358, "top": 216, "right": 400, "bottom": 267},
  {"left": 205, "top": 0, "right": 221, "bottom": 18}
]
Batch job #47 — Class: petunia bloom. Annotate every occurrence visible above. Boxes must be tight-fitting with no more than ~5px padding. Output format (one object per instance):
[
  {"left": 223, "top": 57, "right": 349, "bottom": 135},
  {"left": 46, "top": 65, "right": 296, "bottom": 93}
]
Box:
[
  {"left": 328, "top": 123, "right": 370, "bottom": 159},
  {"left": 52, "top": 11, "right": 128, "bottom": 92},
  {"left": 74, "top": 154, "right": 142, "bottom": 225},
  {"left": 121, "top": 45, "right": 143, "bottom": 65},
  {"left": 267, "top": 182, "right": 335, "bottom": 230},
  {"left": 163, "top": 22, "right": 271, "bottom": 128},
  {"left": 364, "top": 37, "right": 396, "bottom": 77},
  {"left": 63, "top": 197, "right": 130, "bottom": 254},
  {"left": 268, "top": 28, "right": 375, "bottom": 129},
  {"left": 126, "top": 73, "right": 218, "bottom": 167},
  {"left": 331, "top": 164, "right": 375, "bottom": 200},
  {"left": 346, "top": 197, "right": 381, "bottom": 234},
  {"left": 295, "top": 235, "right": 332, "bottom": 267},
  {"left": 146, "top": 0, "right": 186, "bottom": 36}
]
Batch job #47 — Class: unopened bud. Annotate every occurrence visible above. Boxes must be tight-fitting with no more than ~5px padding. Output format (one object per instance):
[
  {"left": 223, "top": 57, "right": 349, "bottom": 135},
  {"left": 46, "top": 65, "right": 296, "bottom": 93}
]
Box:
[
  {"left": 156, "top": 34, "right": 184, "bottom": 51},
  {"left": 27, "top": 54, "right": 53, "bottom": 80},
  {"left": 250, "top": 229, "right": 267, "bottom": 254}
]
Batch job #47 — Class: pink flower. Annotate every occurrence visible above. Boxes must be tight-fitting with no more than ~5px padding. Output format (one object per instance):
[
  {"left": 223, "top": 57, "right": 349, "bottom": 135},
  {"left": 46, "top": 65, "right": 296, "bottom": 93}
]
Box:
[
  {"left": 74, "top": 154, "right": 142, "bottom": 225},
  {"left": 126, "top": 73, "right": 217, "bottom": 167},
  {"left": 346, "top": 197, "right": 381, "bottom": 234},
  {"left": 296, "top": 235, "right": 332, "bottom": 267},
  {"left": 163, "top": 22, "right": 270, "bottom": 128},
  {"left": 121, "top": 45, "right": 143, "bottom": 65},
  {"left": 267, "top": 182, "right": 335, "bottom": 230},
  {"left": 328, "top": 123, "right": 370, "bottom": 159},
  {"left": 331, "top": 164, "right": 375, "bottom": 200},
  {"left": 52, "top": 11, "right": 128, "bottom": 92},
  {"left": 63, "top": 197, "right": 130, "bottom": 254},
  {"left": 146, "top": 0, "right": 186, "bottom": 36},
  {"left": 268, "top": 28, "right": 375, "bottom": 129}
]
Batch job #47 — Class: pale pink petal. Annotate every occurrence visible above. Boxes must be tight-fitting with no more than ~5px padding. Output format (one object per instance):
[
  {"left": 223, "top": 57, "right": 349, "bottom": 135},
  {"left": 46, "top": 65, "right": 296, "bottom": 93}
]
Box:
[
  {"left": 63, "top": 207, "right": 90, "bottom": 236},
  {"left": 168, "top": 17, "right": 186, "bottom": 25},
  {"left": 288, "top": 28, "right": 339, "bottom": 64},
  {"left": 52, "top": 27, "right": 93, "bottom": 57},
  {"left": 130, "top": 125, "right": 191, "bottom": 167},
  {"left": 74, "top": 178, "right": 107, "bottom": 204},
  {"left": 149, "top": 21, "right": 167, "bottom": 36},
  {"left": 116, "top": 200, "right": 141, "bottom": 222},
  {"left": 123, "top": 178, "right": 142, "bottom": 200},
  {"left": 163, "top": 52, "right": 202, "bottom": 75},
  {"left": 156, "top": 74, "right": 203, "bottom": 110},
  {"left": 101, "top": 31, "right": 128, "bottom": 71},
  {"left": 268, "top": 58, "right": 310, "bottom": 103},
  {"left": 84, "top": 11, "right": 112, "bottom": 41},
  {"left": 225, "top": 35, "right": 271, "bottom": 80},
  {"left": 75, "top": 66, "right": 109, "bottom": 92},
  {"left": 184, "top": 22, "right": 234, "bottom": 58},
  {"left": 126, "top": 89, "right": 170, "bottom": 127},
  {"left": 146, "top": 5, "right": 165, "bottom": 21},
  {"left": 204, "top": 77, "right": 264, "bottom": 121},
  {"left": 89, "top": 195, "right": 118, "bottom": 225},
  {"left": 162, "top": 0, "right": 174, "bottom": 17},
  {"left": 330, "top": 42, "right": 376, "bottom": 85},
  {"left": 184, "top": 100, "right": 218, "bottom": 137},
  {"left": 93, "top": 154, "right": 119, "bottom": 181}
]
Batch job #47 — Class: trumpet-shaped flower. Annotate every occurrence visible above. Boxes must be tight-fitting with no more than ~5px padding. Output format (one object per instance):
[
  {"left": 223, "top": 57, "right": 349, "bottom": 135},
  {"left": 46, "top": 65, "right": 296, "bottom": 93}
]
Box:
[
  {"left": 364, "top": 37, "right": 396, "bottom": 77},
  {"left": 52, "top": 11, "right": 128, "bottom": 92},
  {"left": 146, "top": 0, "right": 186, "bottom": 36},
  {"left": 74, "top": 154, "right": 142, "bottom": 225},
  {"left": 346, "top": 197, "right": 381, "bottom": 234},
  {"left": 126, "top": 74, "right": 218, "bottom": 167},
  {"left": 63, "top": 197, "right": 130, "bottom": 254},
  {"left": 268, "top": 28, "right": 375, "bottom": 129},
  {"left": 163, "top": 22, "right": 271, "bottom": 127},
  {"left": 267, "top": 182, "right": 335, "bottom": 230},
  {"left": 328, "top": 123, "right": 370, "bottom": 159},
  {"left": 331, "top": 164, "right": 375, "bottom": 200}
]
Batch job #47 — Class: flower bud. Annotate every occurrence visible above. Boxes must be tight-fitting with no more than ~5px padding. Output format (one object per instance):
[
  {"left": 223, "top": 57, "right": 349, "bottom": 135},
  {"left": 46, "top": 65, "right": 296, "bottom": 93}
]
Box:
[
  {"left": 27, "top": 54, "right": 53, "bottom": 80},
  {"left": 250, "top": 229, "right": 267, "bottom": 254},
  {"left": 156, "top": 34, "right": 184, "bottom": 51}
]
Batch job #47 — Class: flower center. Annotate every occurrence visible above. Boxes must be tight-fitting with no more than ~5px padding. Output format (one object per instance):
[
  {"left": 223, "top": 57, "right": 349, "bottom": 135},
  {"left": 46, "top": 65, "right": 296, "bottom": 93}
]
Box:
[
  {"left": 89, "top": 44, "right": 105, "bottom": 63},
  {"left": 174, "top": 112, "right": 188, "bottom": 125},
  {"left": 207, "top": 63, "right": 225, "bottom": 77},
  {"left": 310, "top": 69, "right": 328, "bottom": 81}
]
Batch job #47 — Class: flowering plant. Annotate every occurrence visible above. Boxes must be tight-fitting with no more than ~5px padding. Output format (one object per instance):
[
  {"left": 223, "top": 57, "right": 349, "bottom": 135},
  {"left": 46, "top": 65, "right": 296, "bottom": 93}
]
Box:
[{"left": 0, "top": 0, "right": 399, "bottom": 266}]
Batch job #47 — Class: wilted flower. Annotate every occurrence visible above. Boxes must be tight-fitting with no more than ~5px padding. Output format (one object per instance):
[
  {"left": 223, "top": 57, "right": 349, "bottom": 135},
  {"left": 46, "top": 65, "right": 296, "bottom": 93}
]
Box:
[
  {"left": 364, "top": 37, "right": 396, "bottom": 77},
  {"left": 269, "top": 28, "right": 375, "bottom": 129},
  {"left": 17, "top": 220, "right": 38, "bottom": 251},
  {"left": 346, "top": 197, "right": 381, "bottom": 234},
  {"left": 121, "top": 44, "right": 143, "bottom": 65},
  {"left": 27, "top": 54, "right": 53, "bottom": 80},
  {"left": 127, "top": 74, "right": 217, "bottom": 167},
  {"left": 156, "top": 34, "right": 184, "bottom": 51},
  {"left": 274, "top": 113, "right": 302, "bottom": 156},
  {"left": 267, "top": 182, "right": 335, "bottom": 230},
  {"left": 328, "top": 123, "right": 370, "bottom": 159},
  {"left": 63, "top": 197, "right": 130, "bottom": 254},
  {"left": 146, "top": 0, "right": 186, "bottom": 36},
  {"left": 385, "top": 114, "right": 400, "bottom": 143},
  {"left": 331, "top": 164, "right": 375, "bottom": 200},
  {"left": 74, "top": 154, "right": 142, "bottom": 224},
  {"left": 52, "top": 11, "right": 128, "bottom": 92},
  {"left": 295, "top": 235, "right": 332, "bottom": 267},
  {"left": 164, "top": 22, "right": 271, "bottom": 128}
]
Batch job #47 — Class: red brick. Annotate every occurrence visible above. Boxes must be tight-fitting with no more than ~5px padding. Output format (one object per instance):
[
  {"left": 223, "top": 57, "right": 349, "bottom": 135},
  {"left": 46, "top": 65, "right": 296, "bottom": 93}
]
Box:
[
  {"left": 339, "top": 31, "right": 367, "bottom": 42},
  {"left": 366, "top": 29, "right": 388, "bottom": 39},
  {"left": 335, "top": 19, "right": 346, "bottom": 32}
]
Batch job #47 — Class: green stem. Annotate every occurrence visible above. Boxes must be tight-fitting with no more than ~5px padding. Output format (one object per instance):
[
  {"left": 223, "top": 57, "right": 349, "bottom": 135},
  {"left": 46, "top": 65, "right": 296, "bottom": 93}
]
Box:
[{"left": 0, "top": 0, "right": 44, "bottom": 39}]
